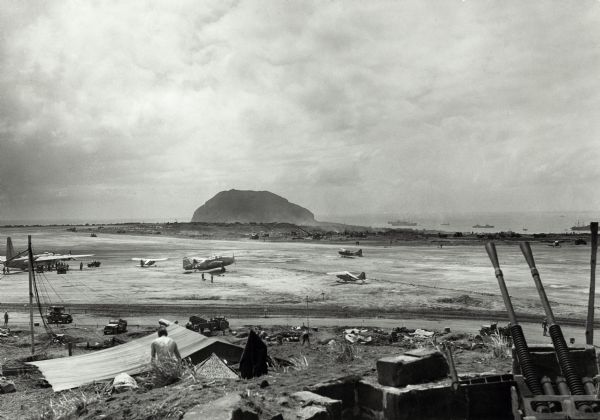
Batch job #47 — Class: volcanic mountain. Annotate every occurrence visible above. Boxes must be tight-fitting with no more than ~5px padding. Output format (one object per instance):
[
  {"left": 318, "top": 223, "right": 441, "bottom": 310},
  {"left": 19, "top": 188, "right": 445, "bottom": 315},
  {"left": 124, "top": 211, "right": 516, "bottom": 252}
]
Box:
[{"left": 191, "top": 189, "right": 316, "bottom": 224}]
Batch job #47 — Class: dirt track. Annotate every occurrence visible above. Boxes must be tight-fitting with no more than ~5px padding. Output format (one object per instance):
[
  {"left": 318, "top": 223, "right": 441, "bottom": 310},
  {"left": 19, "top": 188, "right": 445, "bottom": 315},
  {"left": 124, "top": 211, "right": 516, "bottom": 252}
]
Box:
[{"left": 4, "top": 303, "right": 590, "bottom": 346}]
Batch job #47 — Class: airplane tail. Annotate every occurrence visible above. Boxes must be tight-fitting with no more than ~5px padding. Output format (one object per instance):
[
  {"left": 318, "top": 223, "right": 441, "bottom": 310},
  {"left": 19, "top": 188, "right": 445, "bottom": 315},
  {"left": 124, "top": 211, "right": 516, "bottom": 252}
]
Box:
[
  {"left": 357, "top": 249, "right": 363, "bottom": 257},
  {"left": 6, "top": 237, "right": 15, "bottom": 261},
  {"left": 183, "top": 257, "right": 193, "bottom": 271},
  {"left": 358, "top": 272, "right": 366, "bottom": 280}
]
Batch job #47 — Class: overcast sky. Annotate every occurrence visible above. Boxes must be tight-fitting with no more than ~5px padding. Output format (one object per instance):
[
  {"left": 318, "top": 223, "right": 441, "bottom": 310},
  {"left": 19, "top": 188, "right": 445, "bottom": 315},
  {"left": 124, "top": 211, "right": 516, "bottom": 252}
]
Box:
[{"left": 1, "top": 1, "right": 599, "bottom": 222}]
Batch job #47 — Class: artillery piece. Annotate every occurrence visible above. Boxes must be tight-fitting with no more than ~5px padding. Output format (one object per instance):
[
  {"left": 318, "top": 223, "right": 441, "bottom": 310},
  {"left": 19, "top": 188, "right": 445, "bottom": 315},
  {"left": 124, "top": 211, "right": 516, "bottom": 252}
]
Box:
[{"left": 485, "top": 242, "right": 600, "bottom": 419}]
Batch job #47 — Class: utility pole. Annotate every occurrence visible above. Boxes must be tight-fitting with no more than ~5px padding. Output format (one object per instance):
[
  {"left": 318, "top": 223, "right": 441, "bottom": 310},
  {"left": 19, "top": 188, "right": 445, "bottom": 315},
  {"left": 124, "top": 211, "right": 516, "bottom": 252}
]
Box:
[
  {"left": 585, "top": 222, "right": 598, "bottom": 345},
  {"left": 27, "top": 235, "right": 35, "bottom": 355},
  {"left": 305, "top": 295, "right": 309, "bottom": 330}
]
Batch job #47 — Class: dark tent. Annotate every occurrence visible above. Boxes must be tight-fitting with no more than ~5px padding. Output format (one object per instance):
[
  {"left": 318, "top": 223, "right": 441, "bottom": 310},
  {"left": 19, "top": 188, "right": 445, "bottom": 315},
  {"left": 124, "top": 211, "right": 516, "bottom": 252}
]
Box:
[{"left": 239, "top": 329, "right": 268, "bottom": 379}]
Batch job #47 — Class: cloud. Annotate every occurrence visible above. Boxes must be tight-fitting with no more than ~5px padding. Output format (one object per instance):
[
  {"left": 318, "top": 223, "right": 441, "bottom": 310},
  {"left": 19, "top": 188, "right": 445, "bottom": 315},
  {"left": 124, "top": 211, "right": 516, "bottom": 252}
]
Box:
[{"left": 1, "top": 0, "right": 599, "bottom": 221}]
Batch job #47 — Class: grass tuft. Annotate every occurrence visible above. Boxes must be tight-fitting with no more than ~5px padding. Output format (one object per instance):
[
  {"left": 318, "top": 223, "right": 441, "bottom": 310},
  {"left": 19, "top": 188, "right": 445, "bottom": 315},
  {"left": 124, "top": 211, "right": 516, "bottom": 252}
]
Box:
[
  {"left": 30, "top": 386, "right": 102, "bottom": 419},
  {"left": 144, "top": 358, "right": 202, "bottom": 389},
  {"left": 328, "top": 341, "right": 359, "bottom": 363},
  {"left": 284, "top": 355, "right": 309, "bottom": 372},
  {"left": 489, "top": 332, "right": 511, "bottom": 359}
]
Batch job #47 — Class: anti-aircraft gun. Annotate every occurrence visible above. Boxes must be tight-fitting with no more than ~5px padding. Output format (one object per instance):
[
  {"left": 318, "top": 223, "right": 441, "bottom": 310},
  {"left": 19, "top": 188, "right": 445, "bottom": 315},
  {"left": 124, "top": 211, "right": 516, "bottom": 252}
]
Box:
[{"left": 486, "top": 241, "right": 600, "bottom": 419}]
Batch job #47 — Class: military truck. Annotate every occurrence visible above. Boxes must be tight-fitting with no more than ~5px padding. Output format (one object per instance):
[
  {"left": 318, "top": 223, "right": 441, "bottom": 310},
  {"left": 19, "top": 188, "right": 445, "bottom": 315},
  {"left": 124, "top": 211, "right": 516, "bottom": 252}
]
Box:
[
  {"left": 103, "top": 319, "right": 128, "bottom": 335},
  {"left": 46, "top": 306, "right": 73, "bottom": 324},
  {"left": 185, "top": 315, "right": 229, "bottom": 335},
  {"left": 479, "top": 322, "right": 510, "bottom": 338}
]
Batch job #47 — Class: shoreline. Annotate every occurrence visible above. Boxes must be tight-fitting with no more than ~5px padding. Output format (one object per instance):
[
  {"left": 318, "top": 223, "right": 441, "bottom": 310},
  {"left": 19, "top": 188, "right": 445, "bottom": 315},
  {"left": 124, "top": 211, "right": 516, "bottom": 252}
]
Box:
[{"left": 0, "top": 221, "right": 592, "bottom": 246}]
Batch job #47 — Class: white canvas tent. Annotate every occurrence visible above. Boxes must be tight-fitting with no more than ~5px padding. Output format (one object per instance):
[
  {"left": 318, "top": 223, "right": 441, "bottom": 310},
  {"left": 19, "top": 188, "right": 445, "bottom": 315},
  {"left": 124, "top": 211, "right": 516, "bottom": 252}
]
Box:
[{"left": 28, "top": 324, "right": 242, "bottom": 391}]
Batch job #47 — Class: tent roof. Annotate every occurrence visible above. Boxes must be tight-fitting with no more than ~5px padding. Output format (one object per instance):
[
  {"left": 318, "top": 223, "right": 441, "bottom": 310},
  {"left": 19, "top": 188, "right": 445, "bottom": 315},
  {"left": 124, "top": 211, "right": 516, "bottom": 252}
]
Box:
[
  {"left": 28, "top": 324, "right": 241, "bottom": 392},
  {"left": 195, "top": 353, "right": 239, "bottom": 379}
]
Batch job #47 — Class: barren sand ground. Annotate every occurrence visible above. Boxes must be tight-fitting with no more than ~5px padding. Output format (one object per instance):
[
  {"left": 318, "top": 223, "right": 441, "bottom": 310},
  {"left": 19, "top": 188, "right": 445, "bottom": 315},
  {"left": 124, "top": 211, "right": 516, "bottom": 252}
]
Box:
[
  {"left": 0, "top": 227, "right": 594, "bottom": 323},
  {"left": 0, "top": 227, "right": 595, "bottom": 419}
]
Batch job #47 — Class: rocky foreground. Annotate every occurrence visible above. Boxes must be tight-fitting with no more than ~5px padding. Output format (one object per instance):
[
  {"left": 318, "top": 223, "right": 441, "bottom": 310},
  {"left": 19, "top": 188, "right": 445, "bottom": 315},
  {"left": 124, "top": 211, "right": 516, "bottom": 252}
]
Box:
[{"left": 0, "top": 322, "right": 513, "bottom": 419}]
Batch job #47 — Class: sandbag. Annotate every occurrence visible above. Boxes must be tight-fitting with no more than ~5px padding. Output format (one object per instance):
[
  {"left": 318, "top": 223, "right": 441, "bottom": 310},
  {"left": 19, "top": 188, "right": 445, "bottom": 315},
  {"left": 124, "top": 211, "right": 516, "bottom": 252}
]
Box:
[{"left": 112, "top": 372, "right": 138, "bottom": 393}]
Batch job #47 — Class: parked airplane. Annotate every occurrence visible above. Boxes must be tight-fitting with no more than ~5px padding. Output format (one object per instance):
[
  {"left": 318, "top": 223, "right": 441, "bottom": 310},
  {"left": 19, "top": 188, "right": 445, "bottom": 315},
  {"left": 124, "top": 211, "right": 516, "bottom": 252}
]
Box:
[
  {"left": 0, "top": 237, "right": 94, "bottom": 272},
  {"left": 183, "top": 254, "right": 235, "bottom": 273},
  {"left": 327, "top": 271, "right": 367, "bottom": 283},
  {"left": 338, "top": 248, "right": 363, "bottom": 258},
  {"left": 133, "top": 258, "right": 168, "bottom": 267}
]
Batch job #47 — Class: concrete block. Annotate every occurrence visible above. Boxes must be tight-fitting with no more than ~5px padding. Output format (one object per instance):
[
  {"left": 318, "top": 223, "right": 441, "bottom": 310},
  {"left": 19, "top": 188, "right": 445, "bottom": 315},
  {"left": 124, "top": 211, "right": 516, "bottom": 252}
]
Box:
[
  {"left": 183, "top": 393, "right": 258, "bottom": 420},
  {"left": 295, "top": 406, "right": 330, "bottom": 420},
  {"left": 404, "top": 348, "right": 441, "bottom": 358},
  {"left": 292, "top": 391, "right": 342, "bottom": 419},
  {"left": 0, "top": 380, "right": 16, "bottom": 393},
  {"left": 384, "top": 384, "right": 453, "bottom": 420},
  {"left": 307, "top": 375, "right": 359, "bottom": 409},
  {"left": 355, "top": 407, "right": 380, "bottom": 420},
  {"left": 512, "top": 345, "right": 598, "bottom": 379},
  {"left": 356, "top": 380, "right": 383, "bottom": 412},
  {"left": 377, "top": 350, "right": 448, "bottom": 387}
]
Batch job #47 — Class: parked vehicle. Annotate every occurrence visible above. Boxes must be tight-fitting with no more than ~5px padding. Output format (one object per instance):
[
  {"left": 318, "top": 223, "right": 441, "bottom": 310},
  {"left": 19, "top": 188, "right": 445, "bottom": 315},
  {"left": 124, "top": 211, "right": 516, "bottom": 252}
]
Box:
[
  {"left": 46, "top": 306, "right": 73, "bottom": 324},
  {"left": 103, "top": 319, "right": 128, "bottom": 335},
  {"left": 185, "top": 315, "right": 229, "bottom": 335},
  {"left": 479, "top": 322, "right": 510, "bottom": 338}
]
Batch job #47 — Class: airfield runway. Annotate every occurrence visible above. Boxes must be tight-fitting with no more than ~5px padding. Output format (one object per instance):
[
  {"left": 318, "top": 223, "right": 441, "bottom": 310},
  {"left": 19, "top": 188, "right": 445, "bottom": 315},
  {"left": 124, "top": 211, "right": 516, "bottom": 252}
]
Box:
[{"left": 0, "top": 227, "right": 594, "bottom": 323}]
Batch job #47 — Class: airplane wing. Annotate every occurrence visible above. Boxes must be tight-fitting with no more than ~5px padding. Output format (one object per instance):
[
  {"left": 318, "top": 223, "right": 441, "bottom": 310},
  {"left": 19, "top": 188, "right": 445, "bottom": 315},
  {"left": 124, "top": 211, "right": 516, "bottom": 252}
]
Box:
[
  {"left": 194, "top": 266, "right": 226, "bottom": 273},
  {"left": 34, "top": 254, "right": 94, "bottom": 262},
  {"left": 327, "top": 271, "right": 352, "bottom": 276},
  {"left": 131, "top": 258, "right": 168, "bottom": 262}
]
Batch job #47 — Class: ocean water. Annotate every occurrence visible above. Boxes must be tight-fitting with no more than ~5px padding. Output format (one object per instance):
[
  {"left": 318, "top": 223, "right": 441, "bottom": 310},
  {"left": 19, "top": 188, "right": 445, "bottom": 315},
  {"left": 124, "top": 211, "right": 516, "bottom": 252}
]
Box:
[
  {"left": 1, "top": 211, "right": 598, "bottom": 234},
  {"left": 317, "top": 211, "right": 600, "bottom": 234}
]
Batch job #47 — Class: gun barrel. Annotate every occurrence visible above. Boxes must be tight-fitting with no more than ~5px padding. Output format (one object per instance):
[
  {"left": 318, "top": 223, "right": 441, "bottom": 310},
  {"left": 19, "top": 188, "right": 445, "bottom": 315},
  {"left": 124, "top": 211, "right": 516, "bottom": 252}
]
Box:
[
  {"left": 485, "top": 242, "right": 547, "bottom": 412},
  {"left": 586, "top": 222, "right": 598, "bottom": 345},
  {"left": 519, "top": 242, "right": 591, "bottom": 412},
  {"left": 485, "top": 242, "right": 518, "bottom": 326},
  {"left": 541, "top": 376, "right": 560, "bottom": 412},
  {"left": 519, "top": 242, "right": 557, "bottom": 325}
]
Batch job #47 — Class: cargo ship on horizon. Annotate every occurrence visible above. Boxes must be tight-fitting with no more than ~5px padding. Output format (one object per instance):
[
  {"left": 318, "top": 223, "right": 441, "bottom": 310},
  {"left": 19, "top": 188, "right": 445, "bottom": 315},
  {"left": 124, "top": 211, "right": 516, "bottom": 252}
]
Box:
[
  {"left": 571, "top": 221, "right": 591, "bottom": 231},
  {"left": 387, "top": 220, "right": 418, "bottom": 227}
]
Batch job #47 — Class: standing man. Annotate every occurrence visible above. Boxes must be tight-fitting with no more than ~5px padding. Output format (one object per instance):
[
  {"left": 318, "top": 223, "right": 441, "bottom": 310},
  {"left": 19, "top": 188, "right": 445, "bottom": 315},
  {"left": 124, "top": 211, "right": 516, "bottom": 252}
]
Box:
[
  {"left": 4, "top": 311, "right": 8, "bottom": 328},
  {"left": 80, "top": 262, "right": 83, "bottom": 271},
  {"left": 301, "top": 328, "right": 310, "bottom": 346},
  {"left": 542, "top": 318, "right": 548, "bottom": 336},
  {"left": 151, "top": 326, "right": 182, "bottom": 363}
]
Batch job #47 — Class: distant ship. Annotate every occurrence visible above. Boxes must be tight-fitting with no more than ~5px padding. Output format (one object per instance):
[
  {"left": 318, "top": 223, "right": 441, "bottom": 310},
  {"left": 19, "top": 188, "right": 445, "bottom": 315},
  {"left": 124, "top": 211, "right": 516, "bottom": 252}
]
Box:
[
  {"left": 388, "top": 220, "right": 417, "bottom": 227},
  {"left": 440, "top": 223, "right": 450, "bottom": 226},
  {"left": 472, "top": 224, "right": 494, "bottom": 229},
  {"left": 571, "top": 221, "right": 590, "bottom": 231}
]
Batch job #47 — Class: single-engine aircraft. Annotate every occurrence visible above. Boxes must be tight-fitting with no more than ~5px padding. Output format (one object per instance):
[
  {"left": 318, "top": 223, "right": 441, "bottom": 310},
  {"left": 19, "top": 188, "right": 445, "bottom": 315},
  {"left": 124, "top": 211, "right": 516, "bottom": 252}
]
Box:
[
  {"left": 338, "top": 248, "right": 363, "bottom": 258},
  {"left": 183, "top": 254, "right": 235, "bottom": 273},
  {"left": 327, "top": 271, "right": 367, "bottom": 284},
  {"left": 0, "top": 237, "right": 94, "bottom": 272},
  {"left": 133, "top": 258, "right": 168, "bottom": 267}
]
